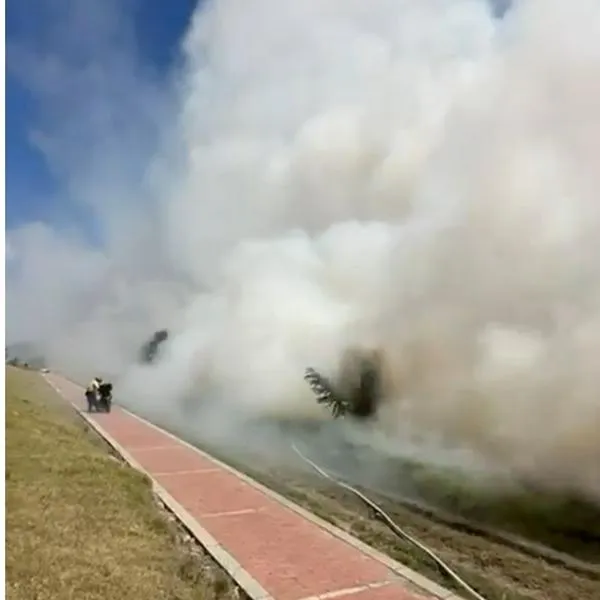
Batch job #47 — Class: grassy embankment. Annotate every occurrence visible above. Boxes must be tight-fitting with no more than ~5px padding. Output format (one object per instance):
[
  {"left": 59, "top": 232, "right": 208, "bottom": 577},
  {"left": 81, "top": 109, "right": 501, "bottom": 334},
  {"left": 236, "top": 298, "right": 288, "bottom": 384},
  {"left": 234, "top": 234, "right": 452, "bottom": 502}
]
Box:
[{"left": 5, "top": 367, "right": 239, "bottom": 600}]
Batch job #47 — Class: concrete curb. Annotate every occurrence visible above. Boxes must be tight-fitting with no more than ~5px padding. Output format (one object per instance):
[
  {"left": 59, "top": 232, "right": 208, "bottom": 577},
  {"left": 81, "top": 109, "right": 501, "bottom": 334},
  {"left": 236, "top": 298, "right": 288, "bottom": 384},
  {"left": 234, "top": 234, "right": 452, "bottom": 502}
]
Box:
[
  {"left": 122, "top": 408, "right": 464, "bottom": 600},
  {"left": 42, "top": 376, "right": 273, "bottom": 600},
  {"left": 74, "top": 401, "right": 274, "bottom": 600},
  {"left": 44, "top": 375, "right": 464, "bottom": 600}
]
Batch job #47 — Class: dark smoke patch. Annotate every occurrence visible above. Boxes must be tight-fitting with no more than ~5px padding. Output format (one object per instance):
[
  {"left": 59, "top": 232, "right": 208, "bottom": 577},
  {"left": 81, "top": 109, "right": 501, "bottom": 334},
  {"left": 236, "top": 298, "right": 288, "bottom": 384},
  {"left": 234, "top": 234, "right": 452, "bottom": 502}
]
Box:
[{"left": 140, "top": 329, "right": 169, "bottom": 364}]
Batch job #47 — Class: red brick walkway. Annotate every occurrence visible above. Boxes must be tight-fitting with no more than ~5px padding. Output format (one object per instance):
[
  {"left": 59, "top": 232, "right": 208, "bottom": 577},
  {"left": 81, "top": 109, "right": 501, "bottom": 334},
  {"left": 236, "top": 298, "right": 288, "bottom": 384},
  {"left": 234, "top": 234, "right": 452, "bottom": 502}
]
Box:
[{"left": 45, "top": 374, "right": 447, "bottom": 600}]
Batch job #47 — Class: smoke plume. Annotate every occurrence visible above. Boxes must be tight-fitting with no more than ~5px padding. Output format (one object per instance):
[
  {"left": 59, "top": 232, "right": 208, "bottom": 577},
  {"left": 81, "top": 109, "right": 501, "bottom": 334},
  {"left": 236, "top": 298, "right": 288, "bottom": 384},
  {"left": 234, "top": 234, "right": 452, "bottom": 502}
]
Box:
[{"left": 7, "top": 0, "right": 600, "bottom": 500}]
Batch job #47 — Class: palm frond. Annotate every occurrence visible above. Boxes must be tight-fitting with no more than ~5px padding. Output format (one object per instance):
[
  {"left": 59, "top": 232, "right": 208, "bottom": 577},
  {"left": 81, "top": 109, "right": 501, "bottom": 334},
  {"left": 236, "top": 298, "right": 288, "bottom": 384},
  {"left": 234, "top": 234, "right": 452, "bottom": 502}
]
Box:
[{"left": 304, "top": 367, "right": 349, "bottom": 418}]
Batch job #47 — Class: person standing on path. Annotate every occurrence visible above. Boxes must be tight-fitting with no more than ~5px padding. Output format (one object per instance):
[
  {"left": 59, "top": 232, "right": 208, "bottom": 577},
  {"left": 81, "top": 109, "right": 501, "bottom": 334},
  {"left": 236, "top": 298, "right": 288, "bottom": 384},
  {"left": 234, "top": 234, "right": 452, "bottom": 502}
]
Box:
[{"left": 85, "top": 377, "right": 101, "bottom": 412}]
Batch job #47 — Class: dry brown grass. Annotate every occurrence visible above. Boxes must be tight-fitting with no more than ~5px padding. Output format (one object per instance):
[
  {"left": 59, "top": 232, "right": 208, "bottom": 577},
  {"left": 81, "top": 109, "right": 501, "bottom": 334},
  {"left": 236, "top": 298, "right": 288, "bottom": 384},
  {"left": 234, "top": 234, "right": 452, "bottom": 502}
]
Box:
[
  {"left": 5, "top": 367, "right": 240, "bottom": 600},
  {"left": 172, "top": 429, "right": 600, "bottom": 600}
]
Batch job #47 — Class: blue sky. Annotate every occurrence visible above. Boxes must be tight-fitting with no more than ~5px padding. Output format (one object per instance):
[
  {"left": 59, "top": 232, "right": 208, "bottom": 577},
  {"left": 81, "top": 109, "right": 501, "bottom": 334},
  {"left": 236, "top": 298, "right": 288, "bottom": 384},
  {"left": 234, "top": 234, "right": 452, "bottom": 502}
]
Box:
[{"left": 6, "top": 0, "right": 198, "bottom": 231}]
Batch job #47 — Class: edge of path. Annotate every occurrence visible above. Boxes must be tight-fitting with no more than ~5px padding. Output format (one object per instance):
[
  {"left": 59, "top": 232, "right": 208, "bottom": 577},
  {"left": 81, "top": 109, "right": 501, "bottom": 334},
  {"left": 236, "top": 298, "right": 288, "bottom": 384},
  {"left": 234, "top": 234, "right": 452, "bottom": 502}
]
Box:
[{"left": 44, "top": 374, "right": 465, "bottom": 600}]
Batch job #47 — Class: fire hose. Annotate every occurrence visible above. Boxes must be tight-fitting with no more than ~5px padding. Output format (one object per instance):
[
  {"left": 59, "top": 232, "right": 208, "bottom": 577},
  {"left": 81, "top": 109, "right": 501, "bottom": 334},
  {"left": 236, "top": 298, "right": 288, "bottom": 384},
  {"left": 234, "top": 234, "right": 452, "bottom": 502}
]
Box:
[{"left": 291, "top": 440, "right": 488, "bottom": 600}]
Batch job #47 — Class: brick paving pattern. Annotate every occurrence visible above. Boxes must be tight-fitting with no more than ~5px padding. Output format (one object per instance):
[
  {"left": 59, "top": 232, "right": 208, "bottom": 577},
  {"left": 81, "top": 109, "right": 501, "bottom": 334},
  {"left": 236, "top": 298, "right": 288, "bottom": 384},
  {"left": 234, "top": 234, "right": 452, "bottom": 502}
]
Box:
[{"left": 46, "top": 374, "right": 443, "bottom": 600}]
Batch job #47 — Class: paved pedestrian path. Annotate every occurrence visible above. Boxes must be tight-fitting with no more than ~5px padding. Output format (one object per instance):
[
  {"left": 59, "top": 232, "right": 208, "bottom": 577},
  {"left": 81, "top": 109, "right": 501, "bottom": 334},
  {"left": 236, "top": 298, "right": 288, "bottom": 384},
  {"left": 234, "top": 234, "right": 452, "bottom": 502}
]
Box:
[{"left": 45, "top": 373, "right": 460, "bottom": 600}]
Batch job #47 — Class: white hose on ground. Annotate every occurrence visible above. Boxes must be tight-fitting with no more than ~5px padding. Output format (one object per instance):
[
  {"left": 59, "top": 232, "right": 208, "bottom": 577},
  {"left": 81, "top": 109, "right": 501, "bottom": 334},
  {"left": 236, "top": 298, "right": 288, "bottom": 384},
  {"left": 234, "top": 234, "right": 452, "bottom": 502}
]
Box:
[{"left": 291, "top": 441, "right": 489, "bottom": 600}]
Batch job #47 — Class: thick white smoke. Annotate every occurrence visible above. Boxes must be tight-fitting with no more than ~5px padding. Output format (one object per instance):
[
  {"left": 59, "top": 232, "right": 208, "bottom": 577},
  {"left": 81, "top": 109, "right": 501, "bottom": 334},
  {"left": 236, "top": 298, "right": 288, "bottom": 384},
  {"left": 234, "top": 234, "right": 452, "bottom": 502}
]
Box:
[{"left": 7, "top": 0, "right": 600, "bottom": 500}]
